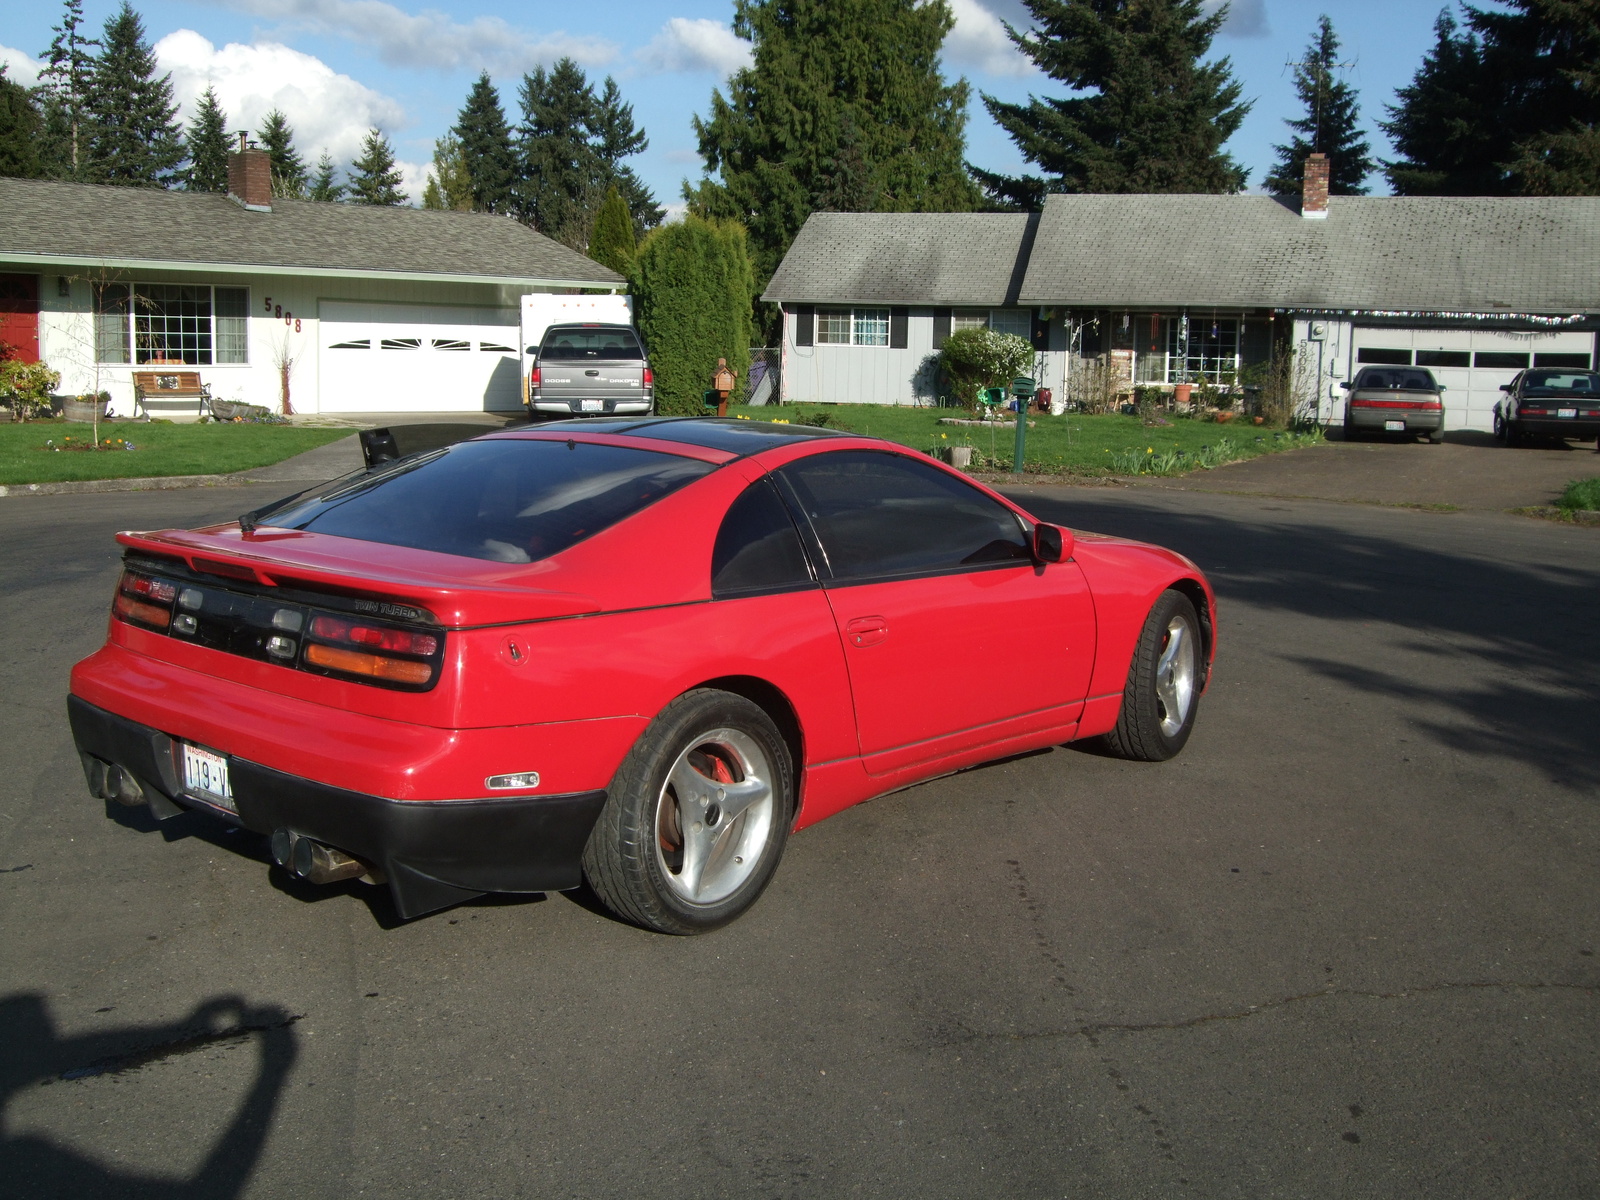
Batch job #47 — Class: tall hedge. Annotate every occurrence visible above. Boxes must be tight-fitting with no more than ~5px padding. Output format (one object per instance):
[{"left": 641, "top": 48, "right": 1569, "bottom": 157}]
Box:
[{"left": 630, "top": 215, "right": 754, "bottom": 415}]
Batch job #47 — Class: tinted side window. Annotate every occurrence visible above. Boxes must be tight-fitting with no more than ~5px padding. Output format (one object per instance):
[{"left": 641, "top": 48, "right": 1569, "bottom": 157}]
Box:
[
  {"left": 778, "top": 450, "right": 1030, "bottom": 582},
  {"left": 712, "top": 478, "right": 814, "bottom": 597}
]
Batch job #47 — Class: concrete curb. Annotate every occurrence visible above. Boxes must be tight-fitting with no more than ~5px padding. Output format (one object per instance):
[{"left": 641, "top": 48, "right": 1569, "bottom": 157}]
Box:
[{"left": 0, "top": 473, "right": 249, "bottom": 498}]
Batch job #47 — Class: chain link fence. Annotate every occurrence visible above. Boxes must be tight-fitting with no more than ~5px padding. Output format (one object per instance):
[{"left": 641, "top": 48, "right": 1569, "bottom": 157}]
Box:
[{"left": 740, "top": 348, "right": 781, "bottom": 406}]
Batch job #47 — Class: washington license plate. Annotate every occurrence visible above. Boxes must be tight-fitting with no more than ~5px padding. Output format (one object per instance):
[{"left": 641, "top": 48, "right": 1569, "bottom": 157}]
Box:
[
  {"left": 581, "top": 399, "right": 604, "bottom": 412},
  {"left": 1384, "top": 420, "right": 1405, "bottom": 431},
  {"left": 1559, "top": 408, "right": 1577, "bottom": 418},
  {"left": 181, "top": 743, "right": 233, "bottom": 807}
]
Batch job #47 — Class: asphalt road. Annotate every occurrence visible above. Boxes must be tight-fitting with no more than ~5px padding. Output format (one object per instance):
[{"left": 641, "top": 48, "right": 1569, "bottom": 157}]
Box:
[{"left": 2, "top": 480, "right": 1597, "bottom": 1199}]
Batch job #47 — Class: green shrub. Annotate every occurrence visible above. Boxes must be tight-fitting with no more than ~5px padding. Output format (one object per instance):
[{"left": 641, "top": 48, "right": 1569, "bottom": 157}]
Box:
[
  {"left": 0, "top": 358, "right": 62, "bottom": 418},
  {"left": 1559, "top": 476, "right": 1600, "bottom": 512},
  {"left": 630, "top": 215, "right": 754, "bottom": 415},
  {"left": 938, "top": 327, "right": 1033, "bottom": 408}
]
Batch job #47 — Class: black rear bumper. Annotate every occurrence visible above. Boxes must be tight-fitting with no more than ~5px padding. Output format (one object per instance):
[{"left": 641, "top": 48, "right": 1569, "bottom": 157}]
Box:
[{"left": 68, "top": 696, "right": 607, "bottom": 920}]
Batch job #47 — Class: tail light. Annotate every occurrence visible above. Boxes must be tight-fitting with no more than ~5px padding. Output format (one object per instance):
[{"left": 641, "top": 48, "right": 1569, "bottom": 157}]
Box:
[
  {"left": 113, "top": 570, "right": 176, "bottom": 630},
  {"left": 529, "top": 366, "right": 541, "bottom": 389},
  {"left": 643, "top": 367, "right": 653, "bottom": 388},
  {"left": 303, "top": 613, "right": 442, "bottom": 689}
]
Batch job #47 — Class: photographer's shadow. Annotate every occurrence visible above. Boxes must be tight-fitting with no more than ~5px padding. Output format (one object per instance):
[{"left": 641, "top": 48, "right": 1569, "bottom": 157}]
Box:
[{"left": 0, "top": 993, "right": 299, "bottom": 1199}]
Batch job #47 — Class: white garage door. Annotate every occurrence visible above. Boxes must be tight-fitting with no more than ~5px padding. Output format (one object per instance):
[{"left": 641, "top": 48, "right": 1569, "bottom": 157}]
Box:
[
  {"left": 317, "top": 301, "right": 521, "bottom": 414},
  {"left": 1349, "top": 327, "right": 1596, "bottom": 431}
]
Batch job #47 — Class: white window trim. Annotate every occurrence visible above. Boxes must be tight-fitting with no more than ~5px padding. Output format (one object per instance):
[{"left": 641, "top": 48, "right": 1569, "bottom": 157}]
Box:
[{"left": 95, "top": 282, "right": 251, "bottom": 366}]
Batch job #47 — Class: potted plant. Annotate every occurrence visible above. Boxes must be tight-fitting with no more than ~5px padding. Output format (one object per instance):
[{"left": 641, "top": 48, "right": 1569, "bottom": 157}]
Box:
[
  {"left": 62, "top": 390, "right": 111, "bottom": 422},
  {"left": 0, "top": 359, "right": 63, "bottom": 421}
]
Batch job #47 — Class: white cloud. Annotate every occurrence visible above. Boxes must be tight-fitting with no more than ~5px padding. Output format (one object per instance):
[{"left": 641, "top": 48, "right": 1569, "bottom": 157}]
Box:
[
  {"left": 395, "top": 159, "right": 429, "bottom": 204},
  {"left": 0, "top": 44, "right": 43, "bottom": 87},
  {"left": 216, "top": 0, "right": 615, "bottom": 75},
  {"left": 636, "top": 18, "right": 752, "bottom": 76},
  {"left": 943, "top": 0, "right": 1033, "bottom": 77},
  {"left": 157, "top": 30, "right": 408, "bottom": 188},
  {"left": 1207, "top": 0, "right": 1269, "bottom": 38},
  {"left": 955, "top": 1, "right": 1267, "bottom": 53}
]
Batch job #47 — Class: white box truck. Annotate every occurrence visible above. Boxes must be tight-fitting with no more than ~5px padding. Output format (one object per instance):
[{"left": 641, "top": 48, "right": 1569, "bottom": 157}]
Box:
[{"left": 519, "top": 294, "right": 652, "bottom": 418}]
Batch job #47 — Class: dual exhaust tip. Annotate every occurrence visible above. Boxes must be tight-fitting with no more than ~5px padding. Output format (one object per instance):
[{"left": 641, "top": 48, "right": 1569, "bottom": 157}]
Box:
[{"left": 270, "top": 828, "right": 376, "bottom": 886}]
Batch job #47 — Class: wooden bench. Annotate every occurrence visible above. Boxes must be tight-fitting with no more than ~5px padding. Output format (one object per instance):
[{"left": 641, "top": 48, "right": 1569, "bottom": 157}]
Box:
[{"left": 132, "top": 369, "right": 211, "bottom": 419}]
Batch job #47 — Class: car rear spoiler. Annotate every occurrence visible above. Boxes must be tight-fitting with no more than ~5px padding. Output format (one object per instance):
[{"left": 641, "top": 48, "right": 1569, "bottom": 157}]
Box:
[{"left": 358, "top": 423, "right": 501, "bottom": 469}]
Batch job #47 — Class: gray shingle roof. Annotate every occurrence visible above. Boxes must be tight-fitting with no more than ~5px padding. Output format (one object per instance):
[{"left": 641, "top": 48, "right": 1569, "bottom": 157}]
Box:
[
  {"left": 1020, "top": 193, "right": 1600, "bottom": 313},
  {"left": 761, "top": 211, "right": 1037, "bottom": 306},
  {"left": 0, "top": 177, "right": 622, "bottom": 287}
]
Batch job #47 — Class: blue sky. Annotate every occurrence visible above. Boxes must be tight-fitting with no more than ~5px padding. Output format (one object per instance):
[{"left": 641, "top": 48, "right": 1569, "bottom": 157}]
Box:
[{"left": 2, "top": 1, "right": 1471, "bottom": 206}]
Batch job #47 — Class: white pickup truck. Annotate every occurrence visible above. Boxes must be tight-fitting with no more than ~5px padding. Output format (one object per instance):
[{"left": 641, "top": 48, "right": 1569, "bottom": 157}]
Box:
[{"left": 520, "top": 294, "right": 653, "bottom": 419}]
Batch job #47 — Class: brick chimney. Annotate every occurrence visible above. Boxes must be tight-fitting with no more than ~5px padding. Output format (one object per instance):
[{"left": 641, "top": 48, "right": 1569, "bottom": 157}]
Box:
[
  {"left": 1302, "top": 152, "right": 1330, "bottom": 220},
  {"left": 227, "top": 133, "right": 272, "bottom": 213}
]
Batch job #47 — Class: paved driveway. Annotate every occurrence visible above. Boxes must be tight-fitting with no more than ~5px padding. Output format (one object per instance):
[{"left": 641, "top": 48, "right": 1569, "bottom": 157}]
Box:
[{"left": 1, "top": 481, "right": 1596, "bottom": 1199}]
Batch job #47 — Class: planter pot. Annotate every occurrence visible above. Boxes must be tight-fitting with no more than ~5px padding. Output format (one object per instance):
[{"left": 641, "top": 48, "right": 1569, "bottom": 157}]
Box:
[
  {"left": 1252, "top": 416, "right": 1265, "bottom": 425},
  {"left": 1174, "top": 383, "right": 1194, "bottom": 408},
  {"left": 62, "top": 397, "right": 108, "bottom": 422},
  {"left": 1215, "top": 411, "right": 1235, "bottom": 424},
  {"left": 943, "top": 445, "right": 974, "bottom": 469}
]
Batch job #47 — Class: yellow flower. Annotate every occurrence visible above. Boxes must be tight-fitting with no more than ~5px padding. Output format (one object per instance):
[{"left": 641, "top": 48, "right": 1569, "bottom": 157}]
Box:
[
  {"left": 940, "top": 432, "right": 947, "bottom": 439},
  {"left": 1146, "top": 447, "right": 1153, "bottom": 453}
]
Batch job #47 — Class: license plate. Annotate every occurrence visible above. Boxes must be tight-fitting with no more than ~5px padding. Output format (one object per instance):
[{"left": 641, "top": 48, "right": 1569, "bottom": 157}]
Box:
[
  {"left": 581, "top": 399, "right": 603, "bottom": 412},
  {"left": 1384, "top": 420, "right": 1405, "bottom": 431},
  {"left": 181, "top": 743, "right": 233, "bottom": 808},
  {"left": 1559, "top": 407, "right": 1577, "bottom": 418}
]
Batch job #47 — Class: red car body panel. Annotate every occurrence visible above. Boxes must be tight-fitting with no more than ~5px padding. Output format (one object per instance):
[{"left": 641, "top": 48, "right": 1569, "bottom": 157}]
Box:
[{"left": 68, "top": 421, "right": 1217, "bottom": 916}]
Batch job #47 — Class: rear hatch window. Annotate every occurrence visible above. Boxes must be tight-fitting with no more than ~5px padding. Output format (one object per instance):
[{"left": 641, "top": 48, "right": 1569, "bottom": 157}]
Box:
[
  {"left": 259, "top": 439, "right": 712, "bottom": 563},
  {"left": 540, "top": 326, "right": 645, "bottom": 361},
  {"left": 1355, "top": 369, "right": 1437, "bottom": 391}
]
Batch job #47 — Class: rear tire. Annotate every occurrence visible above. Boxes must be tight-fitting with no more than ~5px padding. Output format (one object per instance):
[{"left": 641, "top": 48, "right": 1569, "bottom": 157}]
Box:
[
  {"left": 582, "top": 689, "right": 793, "bottom": 934},
  {"left": 1426, "top": 428, "right": 1444, "bottom": 444},
  {"left": 1100, "top": 591, "right": 1203, "bottom": 762}
]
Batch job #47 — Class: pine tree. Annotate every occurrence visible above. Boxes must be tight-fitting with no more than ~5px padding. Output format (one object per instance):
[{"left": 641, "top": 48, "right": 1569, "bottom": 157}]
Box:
[
  {"left": 452, "top": 72, "right": 517, "bottom": 215},
  {"left": 590, "top": 77, "right": 663, "bottom": 233},
  {"left": 1381, "top": 12, "right": 1505, "bottom": 194},
  {"left": 307, "top": 151, "right": 345, "bottom": 202},
  {"left": 257, "top": 108, "right": 308, "bottom": 199},
  {"left": 687, "top": 0, "right": 979, "bottom": 288},
  {"left": 977, "top": 0, "right": 1250, "bottom": 205},
  {"left": 517, "top": 58, "right": 603, "bottom": 247},
  {"left": 36, "top": 0, "right": 99, "bottom": 181},
  {"left": 630, "top": 215, "right": 754, "bottom": 415},
  {"left": 1264, "top": 17, "right": 1372, "bottom": 195},
  {"left": 422, "top": 135, "right": 473, "bottom": 210},
  {"left": 82, "top": 1, "right": 185, "bottom": 187},
  {"left": 588, "top": 184, "right": 637, "bottom": 274},
  {"left": 348, "top": 128, "right": 406, "bottom": 205},
  {"left": 0, "top": 66, "right": 45, "bottom": 179},
  {"left": 183, "top": 84, "right": 229, "bottom": 192}
]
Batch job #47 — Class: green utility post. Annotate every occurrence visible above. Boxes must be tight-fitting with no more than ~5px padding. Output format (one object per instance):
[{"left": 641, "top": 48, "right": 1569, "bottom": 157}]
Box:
[{"left": 1010, "top": 376, "right": 1036, "bottom": 475}]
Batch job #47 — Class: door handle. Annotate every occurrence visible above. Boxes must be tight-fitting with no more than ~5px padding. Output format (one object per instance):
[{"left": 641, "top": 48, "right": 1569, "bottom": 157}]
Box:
[{"left": 845, "top": 616, "right": 888, "bottom": 647}]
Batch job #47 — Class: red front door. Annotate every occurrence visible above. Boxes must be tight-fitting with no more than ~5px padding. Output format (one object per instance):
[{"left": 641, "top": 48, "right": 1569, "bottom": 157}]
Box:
[{"left": 0, "top": 274, "right": 40, "bottom": 363}]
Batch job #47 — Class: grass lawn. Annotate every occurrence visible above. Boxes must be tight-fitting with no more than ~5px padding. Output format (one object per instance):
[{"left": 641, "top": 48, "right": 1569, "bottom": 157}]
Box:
[
  {"left": 725, "top": 403, "right": 1323, "bottom": 476},
  {"left": 0, "top": 421, "right": 352, "bottom": 485},
  {"left": 1558, "top": 476, "right": 1600, "bottom": 512}
]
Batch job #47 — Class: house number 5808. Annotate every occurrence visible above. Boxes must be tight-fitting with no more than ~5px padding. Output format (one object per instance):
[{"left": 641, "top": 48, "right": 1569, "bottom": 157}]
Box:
[{"left": 263, "top": 297, "right": 301, "bottom": 331}]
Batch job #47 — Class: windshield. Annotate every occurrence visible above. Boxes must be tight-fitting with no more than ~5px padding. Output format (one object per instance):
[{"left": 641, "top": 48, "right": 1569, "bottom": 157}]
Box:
[
  {"left": 1355, "top": 368, "right": 1438, "bottom": 391},
  {"left": 539, "top": 326, "right": 645, "bottom": 361},
  {"left": 1523, "top": 371, "right": 1599, "bottom": 395},
  {"left": 259, "top": 438, "right": 713, "bottom": 563}
]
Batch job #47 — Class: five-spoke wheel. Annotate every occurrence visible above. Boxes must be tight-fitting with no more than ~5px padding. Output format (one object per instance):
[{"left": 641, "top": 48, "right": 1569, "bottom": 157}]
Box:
[{"left": 1101, "top": 590, "right": 1203, "bottom": 761}]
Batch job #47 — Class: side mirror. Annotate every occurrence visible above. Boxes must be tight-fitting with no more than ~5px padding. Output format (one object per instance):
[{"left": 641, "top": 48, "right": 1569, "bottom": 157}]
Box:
[
  {"left": 1437, "top": 384, "right": 1447, "bottom": 391},
  {"left": 1499, "top": 383, "right": 1511, "bottom": 392},
  {"left": 1033, "top": 523, "right": 1072, "bottom": 564},
  {"left": 525, "top": 347, "right": 538, "bottom": 357},
  {"left": 1339, "top": 381, "right": 1351, "bottom": 389}
]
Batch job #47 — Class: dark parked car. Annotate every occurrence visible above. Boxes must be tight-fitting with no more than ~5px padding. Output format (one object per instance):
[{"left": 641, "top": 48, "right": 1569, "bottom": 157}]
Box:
[
  {"left": 1341, "top": 367, "right": 1445, "bottom": 443},
  {"left": 1493, "top": 369, "right": 1600, "bottom": 448}
]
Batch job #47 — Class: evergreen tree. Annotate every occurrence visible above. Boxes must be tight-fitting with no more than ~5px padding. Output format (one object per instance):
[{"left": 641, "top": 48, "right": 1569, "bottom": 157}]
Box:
[
  {"left": 307, "top": 151, "right": 345, "bottom": 202},
  {"left": 422, "top": 135, "right": 473, "bottom": 210},
  {"left": 977, "top": 0, "right": 1250, "bottom": 205},
  {"left": 257, "top": 108, "right": 308, "bottom": 199},
  {"left": 82, "top": 1, "right": 185, "bottom": 187},
  {"left": 630, "top": 215, "right": 754, "bottom": 415},
  {"left": 183, "top": 84, "right": 229, "bottom": 192},
  {"left": 1264, "top": 17, "right": 1372, "bottom": 195},
  {"left": 517, "top": 58, "right": 603, "bottom": 247},
  {"left": 590, "top": 77, "right": 663, "bottom": 233},
  {"left": 588, "top": 184, "right": 637, "bottom": 274},
  {"left": 686, "top": 0, "right": 979, "bottom": 289},
  {"left": 347, "top": 128, "right": 406, "bottom": 205},
  {"left": 36, "top": 0, "right": 100, "bottom": 181},
  {"left": 1384, "top": 1, "right": 1600, "bottom": 195},
  {"left": 452, "top": 72, "right": 517, "bottom": 214},
  {"left": 0, "top": 66, "right": 45, "bottom": 180}
]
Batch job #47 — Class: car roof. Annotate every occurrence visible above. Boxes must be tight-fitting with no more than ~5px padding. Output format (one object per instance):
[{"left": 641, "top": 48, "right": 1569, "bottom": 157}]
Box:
[{"left": 532, "top": 416, "right": 846, "bottom": 454}]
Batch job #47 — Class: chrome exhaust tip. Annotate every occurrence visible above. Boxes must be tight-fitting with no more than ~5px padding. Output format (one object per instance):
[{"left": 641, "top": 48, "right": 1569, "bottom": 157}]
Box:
[{"left": 274, "top": 829, "right": 371, "bottom": 885}]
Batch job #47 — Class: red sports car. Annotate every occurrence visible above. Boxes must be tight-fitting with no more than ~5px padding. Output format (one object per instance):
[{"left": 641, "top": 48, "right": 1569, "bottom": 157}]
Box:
[{"left": 68, "top": 419, "right": 1215, "bottom": 932}]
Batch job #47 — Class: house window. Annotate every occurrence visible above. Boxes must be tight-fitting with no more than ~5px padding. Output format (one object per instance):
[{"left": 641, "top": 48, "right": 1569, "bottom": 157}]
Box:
[
  {"left": 1166, "top": 318, "right": 1240, "bottom": 383},
  {"left": 817, "top": 307, "right": 890, "bottom": 346},
  {"left": 952, "top": 308, "right": 1031, "bottom": 339},
  {"left": 95, "top": 283, "right": 249, "bottom": 365}
]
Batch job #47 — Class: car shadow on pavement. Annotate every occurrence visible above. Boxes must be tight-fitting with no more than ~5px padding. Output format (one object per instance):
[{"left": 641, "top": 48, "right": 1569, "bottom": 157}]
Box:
[
  {"left": 0, "top": 992, "right": 299, "bottom": 1199},
  {"left": 1015, "top": 491, "right": 1600, "bottom": 790}
]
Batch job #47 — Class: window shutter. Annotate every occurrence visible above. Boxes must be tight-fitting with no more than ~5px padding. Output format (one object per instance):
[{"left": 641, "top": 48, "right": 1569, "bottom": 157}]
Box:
[
  {"left": 795, "top": 305, "right": 814, "bottom": 347},
  {"left": 1031, "top": 309, "right": 1050, "bottom": 351},
  {"left": 932, "top": 308, "right": 952, "bottom": 348},
  {"left": 889, "top": 307, "right": 908, "bottom": 349}
]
